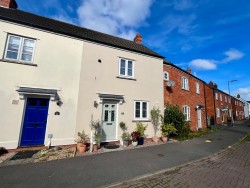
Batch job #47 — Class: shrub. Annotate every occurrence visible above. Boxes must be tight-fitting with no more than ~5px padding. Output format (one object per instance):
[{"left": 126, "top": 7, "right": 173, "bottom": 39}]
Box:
[
  {"left": 163, "top": 104, "right": 190, "bottom": 139},
  {"left": 150, "top": 107, "right": 161, "bottom": 137},
  {"left": 135, "top": 122, "right": 147, "bottom": 137},
  {"left": 161, "top": 123, "right": 177, "bottom": 136}
]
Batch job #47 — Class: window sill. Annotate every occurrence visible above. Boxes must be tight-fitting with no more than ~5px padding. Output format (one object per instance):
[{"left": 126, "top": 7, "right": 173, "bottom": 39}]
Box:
[
  {"left": 116, "top": 76, "right": 136, "bottom": 81},
  {"left": 132, "top": 119, "right": 151, "bottom": 122},
  {"left": 1, "top": 59, "right": 37, "bottom": 67},
  {"left": 182, "top": 88, "right": 189, "bottom": 91}
]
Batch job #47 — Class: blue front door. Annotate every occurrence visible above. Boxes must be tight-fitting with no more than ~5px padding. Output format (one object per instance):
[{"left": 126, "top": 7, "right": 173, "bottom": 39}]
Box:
[{"left": 20, "top": 98, "right": 49, "bottom": 146}]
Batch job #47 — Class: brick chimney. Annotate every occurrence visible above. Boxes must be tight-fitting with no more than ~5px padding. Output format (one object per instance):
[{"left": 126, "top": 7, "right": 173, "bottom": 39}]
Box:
[
  {"left": 133, "top": 33, "right": 142, "bottom": 44},
  {"left": 208, "top": 81, "right": 218, "bottom": 89},
  {"left": 0, "top": 0, "right": 18, "bottom": 9},
  {"left": 237, "top": 94, "right": 240, "bottom": 98},
  {"left": 186, "top": 68, "right": 191, "bottom": 74}
]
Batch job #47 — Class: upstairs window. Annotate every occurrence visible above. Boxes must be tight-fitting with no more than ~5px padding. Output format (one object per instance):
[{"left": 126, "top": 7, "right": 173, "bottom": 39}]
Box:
[
  {"left": 119, "top": 58, "right": 134, "bottom": 78},
  {"left": 4, "top": 34, "right": 36, "bottom": 63},
  {"left": 216, "top": 108, "right": 220, "bottom": 117},
  {"left": 181, "top": 77, "right": 189, "bottom": 90},
  {"left": 225, "top": 96, "right": 227, "bottom": 103},
  {"left": 183, "top": 105, "right": 190, "bottom": 121},
  {"left": 163, "top": 71, "right": 169, "bottom": 81},
  {"left": 134, "top": 101, "right": 148, "bottom": 120},
  {"left": 228, "top": 97, "right": 231, "bottom": 103},
  {"left": 196, "top": 82, "right": 200, "bottom": 94},
  {"left": 220, "top": 94, "right": 222, "bottom": 101},
  {"left": 215, "top": 93, "right": 218, "bottom": 100}
]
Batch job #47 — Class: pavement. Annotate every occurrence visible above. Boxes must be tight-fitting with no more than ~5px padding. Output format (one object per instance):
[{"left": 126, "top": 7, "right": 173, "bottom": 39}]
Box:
[{"left": 0, "top": 120, "right": 250, "bottom": 188}]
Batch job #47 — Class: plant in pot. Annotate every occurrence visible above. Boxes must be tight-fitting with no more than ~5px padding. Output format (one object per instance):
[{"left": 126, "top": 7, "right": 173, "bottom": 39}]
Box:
[
  {"left": 119, "top": 121, "right": 127, "bottom": 146},
  {"left": 93, "top": 133, "right": 101, "bottom": 152},
  {"left": 161, "top": 123, "right": 177, "bottom": 142},
  {"left": 121, "top": 132, "right": 130, "bottom": 147},
  {"left": 135, "top": 122, "right": 147, "bottom": 145},
  {"left": 131, "top": 131, "right": 140, "bottom": 147},
  {"left": 151, "top": 107, "right": 161, "bottom": 142},
  {"left": 75, "top": 130, "right": 89, "bottom": 154}
]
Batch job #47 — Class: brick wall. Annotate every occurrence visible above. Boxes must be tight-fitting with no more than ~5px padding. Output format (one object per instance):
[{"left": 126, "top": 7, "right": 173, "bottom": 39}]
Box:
[
  {"left": 163, "top": 64, "right": 206, "bottom": 131},
  {"left": 204, "top": 85, "right": 215, "bottom": 125},
  {"left": 232, "top": 98, "right": 245, "bottom": 120}
]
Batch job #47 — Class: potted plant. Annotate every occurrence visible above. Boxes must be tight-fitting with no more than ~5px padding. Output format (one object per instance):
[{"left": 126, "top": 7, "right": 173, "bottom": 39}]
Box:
[
  {"left": 135, "top": 122, "right": 147, "bottom": 145},
  {"left": 161, "top": 123, "right": 177, "bottom": 142},
  {"left": 93, "top": 133, "right": 101, "bottom": 151},
  {"left": 121, "top": 132, "right": 130, "bottom": 147},
  {"left": 75, "top": 130, "right": 89, "bottom": 153},
  {"left": 119, "top": 121, "right": 127, "bottom": 146},
  {"left": 131, "top": 131, "right": 140, "bottom": 147},
  {"left": 151, "top": 107, "right": 161, "bottom": 142}
]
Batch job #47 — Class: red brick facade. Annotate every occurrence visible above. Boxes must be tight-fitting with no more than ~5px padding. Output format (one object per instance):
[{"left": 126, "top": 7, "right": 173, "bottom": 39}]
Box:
[
  {"left": 0, "top": 0, "right": 17, "bottom": 9},
  {"left": 232, "top": 98, "right": 245, "bottom": 121},
  {"left": 163, "top": 64, "right": 206, "bottom": 131}
]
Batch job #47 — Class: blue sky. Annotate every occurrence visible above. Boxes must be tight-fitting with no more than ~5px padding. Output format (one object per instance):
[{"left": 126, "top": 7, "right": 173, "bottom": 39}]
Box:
[{"left": 17, "top": 0, "right": 250, "bottom": 100}]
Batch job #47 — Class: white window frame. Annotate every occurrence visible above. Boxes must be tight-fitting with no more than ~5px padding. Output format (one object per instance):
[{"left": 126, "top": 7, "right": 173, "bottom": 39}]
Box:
[
  {"left": 225, "top": 96, "right": 227, "bottom": 103},
  {"left": 220, "top": 94, "right": 222, "bottom": 101},
  {"left": 228, "top": 97, "right": 231, "bottom": 103},
  {"left": 134, "top": 100, "right": 149, "bottom": 120},
  {"left": 196, "top": 82, "right": 200, "bottom": 94},
  {"left": 181, "top": 76, "right": 189, "bottom": 90},
  {"left": 4, "top": 34, "right": 36, "bottom": 63},
  {"left": 183, "top": 105, "right": 191, "bottom": 121},
  {"left": 118, "top": 58, "right": 134, "bottom": 78},
  {"left": 163, "top": 71, "right": 169, "bottom": 81},
  {"left": 215, "top": 93, "right": 218, "bottom": 100},
  {"left": 216, "top": 108, "right": 220, "bottom": 117}
]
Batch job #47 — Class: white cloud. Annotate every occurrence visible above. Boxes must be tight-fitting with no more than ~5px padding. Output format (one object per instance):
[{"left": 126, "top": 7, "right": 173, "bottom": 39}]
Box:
[
  {"left": 234, "top": 87, "right": 250, "bottom": 101},
  {"left": 77, "top": 0, "right": 154, "bottom": 40},
  {"left": 189, "top": 59, "right": 217, "bottom": 70},
  {"left": 222, "top": 48, "right": 245, "bottom": 63}
]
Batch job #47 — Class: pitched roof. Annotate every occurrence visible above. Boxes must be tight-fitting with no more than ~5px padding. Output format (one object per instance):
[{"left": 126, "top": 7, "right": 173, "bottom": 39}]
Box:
[{"left": 0, "top": 7, "right": 163, "bottom": 59}]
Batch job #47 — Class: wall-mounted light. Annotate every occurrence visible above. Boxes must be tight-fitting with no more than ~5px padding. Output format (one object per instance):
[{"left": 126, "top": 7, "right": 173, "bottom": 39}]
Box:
[
  {"left": 94, "top": 101, "right": 98, "bottom": 108},
  {"left": 56, "top": 100, "right": 63, "bottom": 107}
]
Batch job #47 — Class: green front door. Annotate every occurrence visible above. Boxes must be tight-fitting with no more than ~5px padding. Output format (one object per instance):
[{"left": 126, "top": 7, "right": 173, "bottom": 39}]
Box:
[{"left": 102, "top": 103, "right": 117, "bottom": 141}]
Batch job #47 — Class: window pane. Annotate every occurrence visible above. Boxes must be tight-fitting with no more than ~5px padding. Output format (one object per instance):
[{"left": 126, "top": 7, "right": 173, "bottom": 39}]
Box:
[
  {"left": 28, "top": 99, "right": 37, "bottom": 106},
  {"left": 128, "top": 61, "right": 133, "bottom": 76},
  {"left": 7, "top": 43, "right": 19, "bottom": 52},
  {"left": 135, "top": 102, "right": 140, "bottom": 118},
  {"left": 120, "top": 59, "right": 126, "bottom": 75},
  {"left": 21, "top": 54, "right": 32, "bottom": 61},
  {"left": 40, "top": 99, "right": 48, "bottom": 107},
  {"left": 111, "top": 110, "right": 115, "bottom": 122},
  {"left": 22, "top": 46, "right": 33, "bottom": 54},
  {"left": 104, "top": 110, "right": 108, "bottom": 121},
  {"left": 9, "top": 36, "right": 21, "bottom": 45},
  {"left": 23, "top": 39, "right": 35, "bottom": 47},
  {"left": 142, "top": 102, "right": 147, "bottom": 118},
  {"left": 6, "top": 51, "right": 18, "bottom": 59}
]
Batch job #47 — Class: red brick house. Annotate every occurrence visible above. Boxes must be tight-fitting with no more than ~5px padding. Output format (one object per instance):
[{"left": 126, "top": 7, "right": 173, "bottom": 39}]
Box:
[
  {"left": 232, "top": 97, "right": 245, "bottom": 121},
  {"left": 163, "top": 61, "right": 207, "bottom": 131}
]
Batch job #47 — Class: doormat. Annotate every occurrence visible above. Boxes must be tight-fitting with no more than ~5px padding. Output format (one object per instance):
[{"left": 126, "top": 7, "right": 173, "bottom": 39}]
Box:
[
  {"left": 104, "top": 145, "right": 120, "bottom": 149},
  {"left": 10, "top": 150, "right": 40, "bottom": 160}
]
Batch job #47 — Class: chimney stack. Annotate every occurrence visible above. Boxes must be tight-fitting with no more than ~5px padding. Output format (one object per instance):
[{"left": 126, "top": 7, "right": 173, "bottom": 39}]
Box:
[
  {"left": 186, "top": 68, "right": 191, "bottom": 74},
  {"left": 0, "top": 0, "right": 18, "bottom": 9},
  {"left": 133, "top": 33, "right": 142, "bottom": 44},
  {"left": 208, "top": 81, "right": 218, "bottom": 89},
  {"left": 237, "top": 94, "right": 240, "bottom": 98}
]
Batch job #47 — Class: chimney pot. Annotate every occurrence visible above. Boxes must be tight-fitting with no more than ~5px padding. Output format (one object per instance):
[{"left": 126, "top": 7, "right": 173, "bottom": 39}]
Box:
[
  {"left": 186, "top": 68, "right": 191, "bottom": 74},
  {"left": 133, "top": 33, "right": 142, "bottom": 44},
  {"left": 0, "top": 0, "right": 18, "bottom": 9}
]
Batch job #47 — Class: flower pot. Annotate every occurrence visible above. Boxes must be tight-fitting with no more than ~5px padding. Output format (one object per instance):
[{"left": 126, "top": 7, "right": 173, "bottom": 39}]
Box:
[
  {"left": 132, "top": 141, "right": 138, "bottom": 147},
  {"left": 138, "top": 137, "right": 144, "bottom": 145},
  {"left": 152, "top": 136, "right": 160, "bottom": 143},
  {"left": 162, "top": 136, "right": 167, "bottom": 142},
  {"left": 93, "top": 144, "right": 98, "bottom": 152},
  {"left": 78, "top": 144, "right": 87, "bottom": 153},
  {"left": 123, "top": 140, "right": 129, "bottom": 147},
  {"left": 77, "top": 142, "right": 84, "bottom": 149}
]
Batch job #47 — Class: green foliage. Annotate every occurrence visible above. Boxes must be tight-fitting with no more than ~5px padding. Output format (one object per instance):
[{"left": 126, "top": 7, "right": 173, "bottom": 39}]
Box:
[
  {"left": 161, "top": 123, "right": 177, "bottom": 136},
  {"left": 76, "top": 130, "right": 89, "bottom": 144},
  {"left": 94, "top": 133, "right": 101, "bottom": 143},
  {"left": 119, "top": 121, "right": 127, "bottom": 132},
  {"left": 121, "top": 132, "right": 131, "bottom": 141},
  {"left": 135, "top": 122, "right": 147, "bottom": 137},
  {"left": 163, "top": 104, "right": 189, "bottom": 139},
  {"left": 178, "top": 128, "right": 219, "bottom": 141},
  {"left": 150, "top": 107, "right": 161, "bottom": 136}
]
